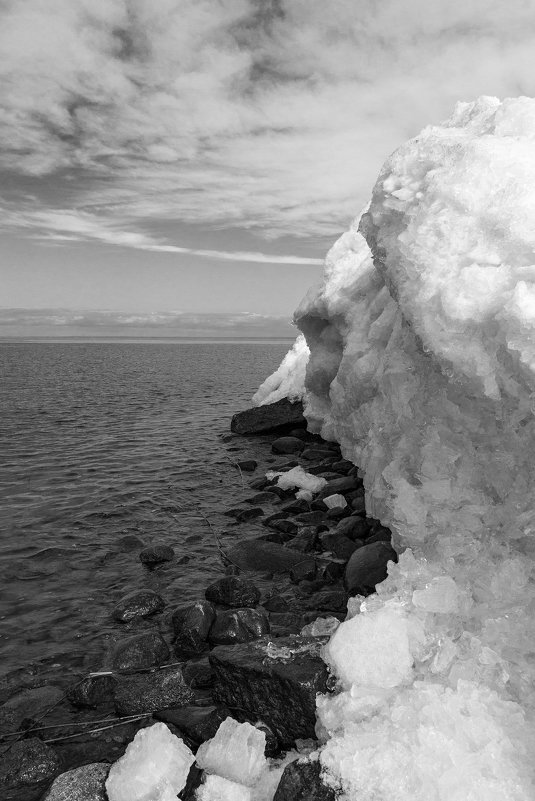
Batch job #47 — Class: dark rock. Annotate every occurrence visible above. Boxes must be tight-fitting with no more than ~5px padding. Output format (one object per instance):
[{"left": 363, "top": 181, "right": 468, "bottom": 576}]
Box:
[
  {"left": 317, "top": 560, "right": 345, "bottom": 583},
  {"left": 234, "top": 507, "right": 264, "bottom": 523},
  {"left": 268, "top": 612, "right": 306, "bottom": 634},
  {"left": 325, "top": 506, "right": 351, "bottom": 521},
  {"left": 139, "top": 544, "right": 174, "bottom": 565},
  {"left": 258, "top": 531, "right": 294, "bottom": 545},
  {"left": 350, "top": 496, "right": 366, "bottom": 514},
  {"left": 318, "top": 477, "right": 359, "bottom": 499},
  {"left": 235, "top": 460, "right": 257, "bottom": 472},
  {"left": 318, "top": 532, "right": 358, "bottom": 561},
  {"left": 277, "top": 460, "right": 299, "bottom": 470},
  {"left": 179, "top": 765, "right": 203, "bottom": 801},
  {"left": 316, "top": 472, "right": 343, "bottom": 482},
  {"left": 345, "top": 541, "right": 398, "bottom": 596},
  {"left": 294, "top": 511, "right": 328, "bottom": 526},
  {"left": 115, "top": 534, "right": 144, "bottom": 552},
  {"left": 281, "top": 500, "right": 310, "bottom": 515},
  {"left": 287, "top": 428, "right": 309, "bottom": 440},
  {"left": 231, "top": 399, "right": 305, "bottom": 435},
  {"left": 182, "top": 658, "right": 214, "bottom": 690},
  {"left": 208, "top": 608, "right": 269, "bottom": 645},
  {"left": 287, "top": 526, "right": 320, "bottom": 553},
  {"left": 155, "top": 705, "right": 230, "bottom": 745},
  {"left": 205, "top": 577, "right": 260, "bottom": 608},
  {"left": 262, "top": 595, "right": 289, "bottom": 613},
  {"left": 297, "top": 578, "right": 327, "bottom": 596},
  {"left": 271, "top": 437, "right": 305, "bottom": 455},
  {"left": 112, "top": 589, "right": 165, "bottom": 622},
  {"left": 246, "top": 492, "right": 278, "bottom": 505},
  {"left": 335, "top": 516, "right": 374, "bottom": 541},
  {"left": 109, "top": 631, "right": 170, "bottom": 671},
  {"left": 304, "top": 589, "right": 347, "bottom": 612},
  {"left": 0, "top": 737, "right": 61, "bottom": 801},
  {"left": 113, "top": 665, "right": 194, "bottom": 715},
  {"left": 0, "top": 685, "right": 64, "bottom": 734},
  {"left": 310, "top": 498, "right": 328, "bottom": 511},
  {"left": 365, "top": 524, "right": 393, "bottom": 544},
  {"left": 273, "top": 758, "right": 336, "bottom": 801},
  {"left": 210, "top": 635, "right": 329, "bottom": 746},
  {"left": 289, "top": 558, "right": 317, "bottom": 583},
  {"left": 41, "top": 763, "right": 110, "bottom": 801},
  {"left": 226, "top": 541, "right": 315, "bottom": 574},
  {"left": 248, "top": 477, "right": 269, "bottom": 491},
  {"left": 67, "top": 675, "right": 115, "bottom": 709},
  {"left": 172, "top": 601, "right": 216, "bottom": 656},
  {"left": 330, "top": 459, "right": 354, "bottom": 474},
  {"left": 263, "top": 511, "right": 290, "bottom": 526},
  {"left": 264, "top": 486, "right": 290, "bottom": 500},
  {"left": 267, "top": 519, "right": 298, "bottom": 536},
  {"left": 300, "top": 448, "right": 334, "bottom": 461}
]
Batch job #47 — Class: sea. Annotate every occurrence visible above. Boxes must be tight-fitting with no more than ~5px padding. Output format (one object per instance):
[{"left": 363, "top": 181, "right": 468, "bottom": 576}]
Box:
[{"left": 0, "top": 340, "right": 292, "bottom": 682}]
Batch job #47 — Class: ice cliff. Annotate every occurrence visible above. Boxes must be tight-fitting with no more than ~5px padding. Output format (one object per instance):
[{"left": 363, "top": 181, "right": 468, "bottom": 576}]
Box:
[{"left": 257, "top": 96, "right": 535, "bottom": 799}]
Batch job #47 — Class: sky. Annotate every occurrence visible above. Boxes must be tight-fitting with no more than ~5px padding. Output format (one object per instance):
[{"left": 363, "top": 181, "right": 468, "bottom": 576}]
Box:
[{"left": 2, "top": 0, "right": 535, "bottom": 337}]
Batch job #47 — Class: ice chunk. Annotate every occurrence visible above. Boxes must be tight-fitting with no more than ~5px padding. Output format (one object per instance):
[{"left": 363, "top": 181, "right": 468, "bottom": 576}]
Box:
[
  {"left": 195, "top": 774, "right": 252, "bottom": 801},
  {"left": 195, "top": 718, "right": 267, "bottom": 787},
  {"left": 301, "top": 615, "right": 340, "bottom": 637},
  {"left": 266, "top": 466, "right": 326, "bottom": 494},
  {"left": 106, "top": 722, "right": 194, "bottom": 801},
  {"left": 253, "top": 334, "right": 309, "bottom": 406},
  {"left": 295, "top": 489, "right": 314, "bottom": 502},
  {"left": 322, "top": 493, "right": 347, "bottom": 509},
  {"left": 412, "top": 576, "right": 459, "bottom": 614}
]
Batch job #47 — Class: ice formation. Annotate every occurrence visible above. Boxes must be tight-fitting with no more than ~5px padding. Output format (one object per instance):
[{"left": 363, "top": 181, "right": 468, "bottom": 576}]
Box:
[
  {"left": 265, "top": 466, "right": 326, "bottom": 493},
  {"left": 253, "top": 334, "right": 309, "bottom": 406},
  {"left": 259, "top": 97, "right": 535, "bottom": 799},
  {"left": 105, "top": 722, "right": 195, "bottom": 801},
  {"left": 195, "top": 718, "right": 267, "bottom": 787}
]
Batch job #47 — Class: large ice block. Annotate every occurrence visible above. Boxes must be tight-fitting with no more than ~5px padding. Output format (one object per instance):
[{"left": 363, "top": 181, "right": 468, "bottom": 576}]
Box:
[{"left": 195, "top": 717, "right": 267, "bottom": 787}]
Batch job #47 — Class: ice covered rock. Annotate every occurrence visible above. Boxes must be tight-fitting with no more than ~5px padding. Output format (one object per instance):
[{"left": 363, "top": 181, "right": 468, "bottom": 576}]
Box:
[
  {"left": 105, "top": 722, "right": 195, "bottom": 801},
  {"left": 195, "top": 718, "right": 267, "bottom": 786}
]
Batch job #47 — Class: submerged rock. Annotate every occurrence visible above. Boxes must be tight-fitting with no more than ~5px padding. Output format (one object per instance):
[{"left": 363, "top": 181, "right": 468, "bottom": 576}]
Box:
[
  {"left": 273, "top": 759, "right": 335, "bottom": 801},
  {"left": 113, "top": 664, "right": 194, "bottom": 715},
  {"left": 0, "top": 737, "right": 61, "bottom": 801},
  {"left": 139, "top": 545, "right": 174, "bottom": 565},
  {"left": 112, "top": 589, "right": 165, "bottom": 622},
  {"left": 235, "top": 459, "right": 257, "bottom": 472},
  {"left": 226, "top": 541, "right": 315, "bottom": 574},
  {"left": 205, "top": 577, "right": 261, "bottom": 608},
  {"left": 208, "top": 608, "right": 269, "bottom": 645},
  {"left": 42, "top": 763, "right": 110, "bottom": 801},
  {"left": 230, "top": 399, "right": 305, "bottom": 435},
  {"left": 271, "top": 436, "right": 305, "bottom": 455}
]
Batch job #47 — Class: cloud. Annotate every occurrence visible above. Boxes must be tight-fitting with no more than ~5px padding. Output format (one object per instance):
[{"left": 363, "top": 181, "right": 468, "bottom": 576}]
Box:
[{"left": 2, "top": 0, "right": 535, "bottom": 242}]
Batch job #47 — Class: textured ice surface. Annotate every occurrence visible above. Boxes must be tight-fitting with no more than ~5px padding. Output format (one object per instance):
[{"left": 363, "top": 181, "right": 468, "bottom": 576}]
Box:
[
  {"left": 195, "top": 774, "right": 252, "bottom": 801},
  {"left": 195, "top": 718, "right": 267, "bottom": 787},
  {"left": 266, "top": 466, "right": 326, "bottom": 493},
  {"left": 105, "top": 722, "right": 194, "bottom": 801},
  {"left": 323, "top": 493, "right": 347, "bottom": 509},
  {"left": 259, "top": 96, "right": 535, "bottom": 799},
  {"left": 253, "top": 334, "right": 309, "bottom": 406}
]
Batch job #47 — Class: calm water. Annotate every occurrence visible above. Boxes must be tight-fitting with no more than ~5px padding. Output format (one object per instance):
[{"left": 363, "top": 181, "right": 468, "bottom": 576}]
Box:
[{"left": 0, "top": 342, "right": 290, "bottom": 680}]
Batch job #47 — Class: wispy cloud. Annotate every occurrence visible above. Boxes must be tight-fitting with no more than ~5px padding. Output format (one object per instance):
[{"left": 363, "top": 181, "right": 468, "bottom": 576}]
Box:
[{"left": 2, "top": 0, "right": 535, "bottom": 244}]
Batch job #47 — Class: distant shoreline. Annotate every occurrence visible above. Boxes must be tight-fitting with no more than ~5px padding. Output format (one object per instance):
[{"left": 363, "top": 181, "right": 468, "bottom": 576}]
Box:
[{"left": 0, "top": 336, "right": 296, "bottom": 345}]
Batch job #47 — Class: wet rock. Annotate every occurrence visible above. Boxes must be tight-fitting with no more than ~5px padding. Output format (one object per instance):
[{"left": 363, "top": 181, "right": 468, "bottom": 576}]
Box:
[
  {"left": 155, "top": 705, "right": 230, "bottom": 746},
  {"left": 231, "top": 399, "right": 305, "bottom": 435},
  {"left": 0, "top": 737, "right": 61, "bottom": 801},
  {"left": 268, "top": 612, "right": 306, "bottom": 634},
  {"left": 112, "top": 589, "right": 165, "bottom": 622},
  {"left": 273, "top": 759, "right": 336, "bottom": 801},
  {"left": 210, "top": 635, "right": 329, "bottom": 746},
  {"left": 262, "top": 595, "right": 289, "bottom": 613},
  {"left": 289, "top": 558, "right": 317, "bottom": 583},
  {"left": 317, "top": 560, "right": 345, "bottom": 583},
  {"left": 277, "top": 459, "right": 299, "bottom": 470},
  {"left": 365, "top": 525, "right": 393, "bottom": 544},
  {"left": 335, "top": 515, "right": 374, "bottom": 541},
  {"left": 271, "top": 436, "right": 305, "bottom": 455},
  {"left": 325, "top": 507, "right": 351, "bottom": 522},
  {"left": 226, "top": 541, "right": 315, "bottom": 574},
  {"left": 113, "top": 665, "right": 194, "bottom": 715},
  {"left": 246, "top": 491, "right": 279, "bottom": 505},
  {"left": 310, "top": 497, "right": 329, "bottom": 510},
  {"left": 318, "top": 476, "right": 359, "bottom": 498},
  {"left": 115, "top": 534, "right": 144, "bottom": 552},
  {"left": 300, "top": 448, "right": 334, "bottom": 461},
  {"left": 264, "top": 485, "right": 291, "bottom": 500},
  {"left": 345, "top": 541, "right": 398, "bottom": 596},
  {"left": 233, "top": 507, "right": 264, "bottom": 523},
  {"left": 303, "top": 589, "right": 347, "bottom": 612},
  {"left": 0, "top": 685, "right": 64, "bottom": 734},
  {"left": 318, "top": 532, "right": 359, "bottom": 561},
  {"left": 329, "top": 459, "right": 354, "bottom": 474},
  {"left": 263, "top": 511, "right": 289, "bottom": 526},
  {"left": 67, "top": 675, "right": 115, "bottom": 709},
  {"left": 41, "top": 762, "right": 110, "bottom": 801},
  {"left": 235, "top": 459, "right": 257, "bottom": 472},
  {"left": 267, "top": 519, "right": 298, "bottom": 536},
  {"left": 172, "top": 601, "right": 216, "bottom": 656},
  {"left": 294, "top": 511, "right": 328, "bottom": 526},
  {"left": 248, "top": 477, "right": 269, "bottom": 491},
  {"left": 205, "top": 577, "right": 260, "bottom": 608},
  {"left": 109, "top": 630, "right": 170, "bottom": 671},
  {"left": 297, "top": 578, "right": 328, "bottom": 596},
  {"left": 179, "top": 764, "right": 203, "bottom": 801},
  {"left": 287, "top": 526, "right": 320, "bottom": 553},
  {"left": 281, "top": 500, "right": 310, "bottom": 515},
  {"left": 287, "top": 428, "right": 309, "bottom": 440},
  {"left": 182, "top": 658, "right": 214, "bottom": 690},
  {"left": 208, "top": 608, "right": 269, "bottom": 645},
  {"left": 139, "top": 544, "right": 174, "bottom": 565},
  {"left": 258, "top": 531, "right": 293, "bottom": 545}
]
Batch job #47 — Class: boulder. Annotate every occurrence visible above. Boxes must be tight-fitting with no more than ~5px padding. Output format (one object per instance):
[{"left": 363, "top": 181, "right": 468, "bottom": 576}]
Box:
[
  {"left": 205, "top": 577, "right": 260, "bottom": 608},
  {"left": 67, "top": 674, "right": 115, "bottom": 709},
  {"left": 289, "top": 558, "right": 317, "bottom": 583},
  {"left": 300, "top": 448, "right": 334, "bottom": 461},
  {"left": 155, "top": 705, "right": 231, "bottom": 746},
  {"left": 248, "top": 477, "right": 269, "bottom": 491},
  {"left": 226, "top": 541, "right": 316, "bottom": 574},
  {"left": 112, "top": 589, "right": 165, "bottom": 622},
  {"left": 267, "top": 519, "right": 298, "bottom": 536},
  {"left": 329, "top": 459, "right": 354, "bottom": 474},
  {"left": 139, "top": 545, "right": 174, "bottom": 565},
  {"left": 344, "top": 541, "right": 398, "bottom": 596},
  {"left": 318, "top": 476, "right": 359, "bottom": 498},
  {"left": 245, "top": 491, "right": 278, "bottom": 505},
  {"left": 210, "top": 636, "right": 329, "bottom": 746},
  {"left": 273, "top": 759, "right": 336, "bottom": 801},
  {"left": 271, "top": 437, "right": 305, "bottom": 455},
  {"left": 109, "top": 631, "right": 170, "bottom": 671},
  {"left": 0, "top": 685, "right": 64, "bottom": 734},
  {"left": 208, "top": 609, "right": 269, "bottom": 646},
  {"left": 318, "top": 532, "right": 359, "bottom": 561},
  {"left": 172, "top": 601, "right": 216, "bottom": 656},
  {"left": 113, "top": 665, "right": 194, "bottom": 715},
  {"left": 262, "top": 595, "right": 289, "bottom": 613},
  {"left": 41, "top": 763, "right": 110, "bottom": 801},
  {"left": 287, "top": 526, "right": 320, "bottom": 553},
  {"left": 294, "top": 511, "right": 328, "bottom": 526},
  {"left": 335, "top": 516, "right": 374, "bottom": 541},
  {"left": 0, "top": 738, "right": 61, "bottom": 801},
  {"left": 230, "top": 399, "right": 305, "bottom": 435},
  {"left": 303, "top": 589, "right": 347, "bottom": 612}
]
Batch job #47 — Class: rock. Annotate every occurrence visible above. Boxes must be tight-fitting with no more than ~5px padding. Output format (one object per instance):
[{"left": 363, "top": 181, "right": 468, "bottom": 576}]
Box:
[
  {"left": 297, "top": 578, "right": 327, "bottom": 596},
  {"left": 281, "top": 500, "right": 310, "bottom": 515},
  {"left": 109, "top": 631, "right": 170, "bottom": 671},
  {"left": 263, "top": 511, "right": 289, "bottom": 526},
  {"left": 262, "top": 595, "right": 289, "bottom": 613},
  {"left": 115, "top": 534, "right": 144, "bottom": 552},
  {"left": 179, "top": 764, "right": 203, "bottom": 801},
  {"left": 113, "top": 665, "right": 194, "bottom": 715},
  {"left": 365, "top": 525, "right": 393, "bottom": 544},
  {"left": 287, "top": 526, "right": 320, "bottom": 553},
  {"left": 112, "top": 589, "right": 165, "bottom": 622},
  {"left": 0, "top": 685, "right": 64, "bottom": 734},
  {"left": 294, "top": 511, "right": 328, "bottom": 526},
  {"left": 344, "top": 541, "right": 398, "bottom": 596},
  {"left": 210, "top": 635, "right": 329, "bottom": 746},
  {"left": 318, "top": 476, "right": 359, "bottom": 498},
  {"left": 287, "top": 428, "right": 309, "bottom": 440},
  {"left": 234, "top": 507, "right": 264, "bottom": 523},
  {"left": 226, "top": 541, "right": 315, "bottom": 574},
  {"left": 248, "top": 477, "right": 269, "bottom": 491},
  {"left": 335, "top": 515, "right": 375, "bottom": 540},
  {"left": 0, "top": 737, "right": 61, "bottom": 801},
  {"left": 317, "top": 560, "right": 345, "bottom": 583},
  {"left": 208, "top": 609, "right": 269, "bottom": 646},
  {"left": 329, "top": 459, "right": 354, "bottom": 474},
  {"left": 139, "top": 545, "right": 174, "bottom": 565},
  {"left": 205, "top": 577, "right": 260, "bottom": 608},
  {"left": 267, "top": 519, "right": 298, "bottom": 536},
  {"left": 258, "top": 531, "right": 294, "bottom": 545},
  {"left": 268, "top": 612, "right": 306, "bottom": 634},
  {"left": 303, "top": 589, "right": 347, "bottom": 612},
  {"left": 172, "top": 601, "right": 216, "bottom": 656},
  {"left": 300, "top": 448, "right": 334, "bottom": 461},
  {"left": 273, "top": 759, "right": 336, "bottom": 801},
  {"left": 318, "top": 532, "right": 359, "bottom": 561},
  {"left": 41, "top": 763, "right": 110, "bottom": 801},
  {"left": 271, "top": 437, "right": 305, "bottom": 455},
  {"left": 67, "top": 675, "right": 115, "bottom": 709},
  {"left": 325, "top": 506, "right": 351, "bottom": 521},
  {"left": 235, "top": 460, "right": 257, "bottom": 472},
  {"left": 182, "top": 658, "right": 214, "bottom": 690},
  {"left": 245, "top": 491, "right": 278, "bottom": 505},
  {"left": 155, "top": 705, "right": 231, "bottom": 745},
  {"left": 230, "top": 399, "right": 305, "bottom": 435},
  {"left": 289, "top": 558, "right": 317, "bottom": 583},
  {"left": 264, "top": 485, "right": 290, "bottom": 499}
]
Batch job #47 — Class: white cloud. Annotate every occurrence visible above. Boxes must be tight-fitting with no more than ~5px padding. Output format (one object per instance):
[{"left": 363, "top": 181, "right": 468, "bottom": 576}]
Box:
[{"left": 2, "top": 0, "right": 535, "bottom": 241}]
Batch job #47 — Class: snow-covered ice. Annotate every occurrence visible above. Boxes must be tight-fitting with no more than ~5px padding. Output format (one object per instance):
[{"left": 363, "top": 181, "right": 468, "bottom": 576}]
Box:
[
  {"left": 253, "top": 334, "right": 309, "bottom": 406},
  {"left": 265, "top": 466, "right": 326, "bottom": 494},
  {"left": 195, "top": 718, "right": 267, "bottom": 787},
  {"left": 105, "top": 722, "right": 195, "bottom": 801}
]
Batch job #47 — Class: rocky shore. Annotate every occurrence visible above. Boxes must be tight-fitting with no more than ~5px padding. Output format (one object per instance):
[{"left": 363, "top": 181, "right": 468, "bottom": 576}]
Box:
[{"left": 0, "top": 399, "right": 396, "bottom": 800}]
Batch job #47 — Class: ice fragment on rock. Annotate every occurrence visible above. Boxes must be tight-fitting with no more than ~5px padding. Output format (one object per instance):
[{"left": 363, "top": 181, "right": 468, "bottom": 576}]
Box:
[
  {"left": 266, "top": 466, "right": 326, "bottom": 494},
  {"left": 322, "top": 494, "right": 347, "bottom": 509},
  {"left": 195, "top": 717, "right": 267, "bottom": 787},
  {"left": 105, "top": 721, "right": 194, "bottom": 801}
]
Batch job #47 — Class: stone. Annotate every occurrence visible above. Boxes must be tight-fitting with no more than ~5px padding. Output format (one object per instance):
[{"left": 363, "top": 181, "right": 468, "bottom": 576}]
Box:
[
  {"left": 155, "top": 705, "right": 231, "bottom": 745},
  {"left": 329, "top": 459, "right": 354, "bottom": 474},
  {"left": 172, "top": 601, "right": 216, "bottom": 656},
  {"left": 365, "top": 525, "right": 393, "bottom": 544},
  {"left": 317, "top": 476, "right": 359, "bottom": 498},
  {"left": 0, "top": 685, "right": 64, "bottom": 734},
  {"left": 281, "top": 500, "right": 310, "bottom": 515},
  {"left": 294, "top": 511, "right": 328, "bottom": 526},
  {"left": 303, "top": 589, "right": 347, "bottom": 612},
  {"left": 182, "top": 658, "right": 214, "bottom": 690},
  {"left": 0, "top": 737, "right": 61, "bottom": 801},
  {"left": 205, "top": 577, "right": 261, "bottom": 608},
  {"left": 248, "top": 477, "right": 269, "bottom": 491},
  {"left": 325, "top": 507, "right": 351, "bottom": 521},
  {"left": 344, "top": 541, "right": 398, "bottom": 596},
  {"left": 208, "top": 609, "right": 269, "bottom": 646},
  {"left": 113, "top": 665, "right": 194, "bottom": 715},
  {"left": 245, "top": 492, "right": 278, "bottom": 505},
  {"left": 109, "top": 630, "right": 170, "bottom": 671},
  {"left": 289, "top": 558, "right": 317, "bottom": 583},
  {"left": 318, "top": 532, "right": 359, "bottom": 561},
  {"left": 262, "top": 595, "right": 289, "bottom": 613},
  {"left": 41, "top": 763, "right": 110, "bottom": 801},
  {"left": 115, "top": 534, "right": 144, "bottom": 552},
  {"left": 234, "top": 507, "right": 264, "bottom": 523},
  {"left": 271, "top": 437, "right": 305, "bottom": 455},
  {"left": 335, "top": 515, "right": 375, "bottom": 541},
  {"left": 264, "top": 485, "right": 290, "bottom": 499},
  {"left": 139, "top": 545, "right": 174, "bottom": 565},
  {"left": 267, "top": 519, "right": 298, "bottom": 536},
  {"left": 263, "top": 511, "right": 289, "bottom": 526},
  {"left": 287, "top": 526, "right": 320, "bottom": 553},
  {"left": 268, "top": 612, "right": 306, "bottom": 634},
  {"left": 300, "top": 448, "right": 334, "bottom": 461},
  {"left": 236, "top": 460, "right": 257, "bottom": 472},
  {"left": 67, "top": 674, "right": 115, "bottom": 709},
  {"left": 226, "top": 541, "right": 315, "bottom": 574},
  {"left": 112, "top": 589, "right": 165, "bottom": 622},
  {"left": 230, "top": 399, "right": 305, "bottom": 435},
  {"left": 273, "top": 759, "right": 336, "bottom": 801},
  {"left": 210, "top": 636, "right": 329, "bottom": 747}
]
